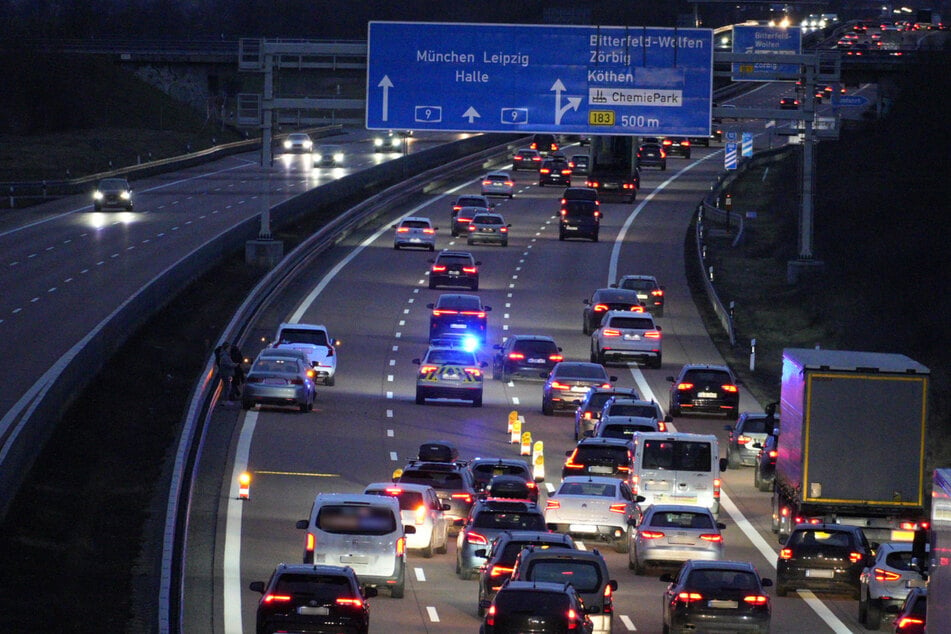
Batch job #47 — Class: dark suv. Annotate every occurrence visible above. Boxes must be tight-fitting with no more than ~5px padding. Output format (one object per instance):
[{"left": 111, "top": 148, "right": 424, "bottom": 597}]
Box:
[
  {"left": 562, "top": 436, "right": 634, "bottom": 480},
  {"left": 574, "top": 386, "right": 640, "bottom": 440},
  {"left": 481, "top": 580, "right": 593, "bottom": 633},
  {"left": 476, "top": 531, "right": 576, "bottom": 613},
  {"left": 538, "top": 158, "right": 573, "bottom": 186},
  {"left": 776, "top": 523, "right": 875, "bottom": 598},
  {"left": 427, "top": 293, "right": 491, "bottom": 343},
  {"left": 491, "top": 334, "right": 563, "bottom": 382},
  {"left": 559, "top": 200, "right": 601, "bottom": 242},
  {"left": 249, "top": 563, "right": 375, "bottom": 634},
  {"left": 428, "top": 250, "right": 480, "bottom": 290},
  {"left": 582, "top": 288, "right": 644, "bottom": 335},
  {"left": 468, "top": 457, "right": 538, "bottom": 501},
  {"left": 667, "top": 364, "right": 740, "bottom": 419},
  {"left": 456, "top": 498, "right": 547, "bottom": 580},
  {"left": 661, "top": 137, "right": 692, "bottom": 158},
  {"left": 450, "top": 195, "right": 492, "bottom": 236},
  {"left": 530, "top": 133, "right": 559, "bottom": 156},
  {"left": 395, "top": 460, "right": 478, "bottom": 529}
]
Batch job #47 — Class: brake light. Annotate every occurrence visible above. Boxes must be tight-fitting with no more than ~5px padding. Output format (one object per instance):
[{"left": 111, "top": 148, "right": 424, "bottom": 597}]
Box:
[
  {"left": 500, "top": 226, "right": 508, "bottom": 233},
  {"left": 462, "top": 266, "right": 478, "bottom": 274},
  {"left": 628, "top": 305, "right": 643, "bottom": 312},
  {"left": 336, "top": 597, "right": 364, "bottom": 607},
  {"left": 432, "top": 309, "right": 458, "bottom": 316},
  {"left": 738, "top": 435, "right": 752, "bottom": 445},
  {"left": 451, "top": 493, "right": 473, "bottom": 503},
  {"left": 743, "top": 595, "right": 768, "bottom": 605},
  {"left": 850, "top": 552, "right": 864, "bottom": 563},
  {"left": 532, "top": 156, "right": 541, "bottom": 162},
  {"left": 419, "top": 365, "right": 438, "bottom": 374},
  {"left": 681, "top": 140, "right": 690, "bottom": 147},
  {"left": 467, "top": 531, "right": 488, "bottom": 545},
  {"left": 396, "top": 536, "right": 406, "bottom": 556},
  {"left": 561, "top": 169, "right": 572, "bottom": 175},
  {"left": 897, "top": 617, "right": 925, "bottom": 629},
  {"left": 457, "top": 216, "right": 472, "bottom": 223},
  {"left": 482, "top": 180, "right": 492, "bottom": 186},
  {"left": 263, "top": 593, "right": 292, "bottom": 603},
  {"left": 415, "top": 504, "right": 427, "bottom": 525},
  {"left": 662, "top": 139, "right": 672, "bottom": 146},
  {"left": 461, "top": 310, "right": 485, "bottom": 318},
  {"left": 651, "top": 289, "right": 664, "bottom": 297},
  {"left": 768, "top": 450, "right": 778, "bottom": 459},
  {"left": 505, "top": 180, "right": 514, "bottom": 186},
  {"left": 639, "top": 530, "right": 665, "bottom": 539},
  {"left": 658, "top": 421, "right": 667, "bottom": 432},
  {"left": 431, "top": 265, "right": 447, "bottom": 272},
  {"left": 564, "top": 450, "right": 583, "bottom": 469},
  {"left": 567, "top": 608, "right": 578, "bottom": 630},
  {"left": 508, "top": 352, "right": 526, "bottom": 360},
  {"left": 593, "top": 304, "right": 609, "bottom": 312},
  {"left": 490, "top": 565, "right": 514, "bottom": 577},
  {"left": 644, "top": 330, "right": 661, "bottom": 339},
  {"left": 602, "top": 328, "right": 621, "bottom": 337},
  {"left": 676, "top": 592, "right": 703, "bottom": 604},
  {"left": 609, "top": 503, "right": 627, "bottom": 514},
  {"left": 550, "top": 381, "right": 570, "bottom": 390},
  {"left": 722, "top": 384, "right": 738, "bottom": 393},
  {"left": 464, "top": 367, "right": 482, "bottom": 377},
  {"left": 549, "top": 354, "right": 563, "bottom": 361},
  {"left": 486, "top": 604, "right": 497, "bottom": 626},
  {"left": 700, "top": 533, "right": 723, "bottom": 542},
  {"left": 779, "top": 548, "right": 793, "bottom": 559},
  {"left": 677, "top": 382, "right": 694, "bottom": 391},
  {"left": 540, "top": 168, "right": 551, "bottom": 174},
  {"left": 306, "top": 532, "right": 315, "bottom": 554},
  {"left": 396, "top": 227, "right": 410, "bottom": 233},
  {"left": 545, "top": 500, "right": 562, "bottom": 512},
  {"left": 423, "top": 228, "right": 435, "bottom": 234},
  {"left": 468, "top": 225, "right": 476, "bottom": 232},
  {"left": 874, "top": 568, "right": 902, "bottom": 582}
]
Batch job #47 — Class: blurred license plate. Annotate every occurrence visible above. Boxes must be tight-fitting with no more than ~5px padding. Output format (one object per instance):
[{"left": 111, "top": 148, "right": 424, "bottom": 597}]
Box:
[
  {"left": 806, "top": 569, "right": 835, "bottom": 578},
  {"left": 590, "top": 466, "right": 613, "bottom": 474},
  {"left": 264, "top": 378, "right": 285, "bottom": 385},
  {"left": 441, "top": 374, "right": 460, "bottom": 381},
  {"left": 569, "top": 524, "right": 598, "bottom": 533},
  {"left": 698, "top": 391, "right": 718, "bottom": 398},
  {"left": 448, "top": 271, "right": 460, "bottom": 276},
  {"left": 528, "top": 358, "right": 545, "bottom": 363},
  {"left": 623, "top": 334, "right": 641, "bottom": 340},
  {"left": 340, "top": 555, "right": 369, "bottom": 564},
  {"left": 450, "top": 324, "right": 466, "bottom": 329},
  {"left": 481, "top": 228, "right": 495, "bottom": 232},
  {"left": 708, "top": 600, "right": 738, "bottom": 609},
  {"left": 298, "top": 606, "right": 330, "bottom": 615},
  {"left": 571, "top": 386, "right": 589, "bottom": 392}
]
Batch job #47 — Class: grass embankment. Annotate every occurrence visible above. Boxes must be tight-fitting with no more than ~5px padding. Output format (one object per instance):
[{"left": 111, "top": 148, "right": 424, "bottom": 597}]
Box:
[{"left": 695, "top": 60, "right": 950, "bottom": 468}]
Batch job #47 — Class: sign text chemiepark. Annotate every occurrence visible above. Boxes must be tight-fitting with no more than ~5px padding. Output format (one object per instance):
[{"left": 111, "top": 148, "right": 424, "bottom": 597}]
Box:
[
  {"left": 367, "top": 22, "right": 713, "bottom": 136},
  {"left": 731, "top": 25, "right": 802, "bottom": 81}
]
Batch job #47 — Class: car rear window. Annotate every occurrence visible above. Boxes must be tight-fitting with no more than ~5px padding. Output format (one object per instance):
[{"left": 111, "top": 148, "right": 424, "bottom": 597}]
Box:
[
  {"left": 618, "top": 278, "right": 655, "bottom": 291},
  {"left": 365, "top": 489, "right": 425, "bottom": 511},
  {"left": 402, "top": 220, "right": 430, "bottom": 229},
  {"left": 527, "top": 560, "right": 603, "bottom": 593},
  {"left": 563, "top": 188, "right": 598, "bottom": 200},
  {"left": 315, "top": 505, "right": 397, "bottom": 535},
  {"left": 594, "top": 290, "right": 638, "bottom": 303},
  {"left": 683, "top": 370, "right": 732, "bottom": 385},
  {"left": 607, "top": 404, "right": 658, "bottom": 418},
  {"left": 426, "top": 350, "right": 477, "bottom": 365},
  {"left": 742, "top": 417, "right": 770, "bottom": 433},
  {"left": 400, "top": 469, "right": 465, "bottom": 491},
  {"left": 473, "top": 463, "right": 530, "bottom": 481},
  {"left": 487, "top": 175, "right": 508, "bottom": 182},
  {"left": 576, "top": 445, "right": 631, "bottom": 463},
  {"left": 251, "top": 359, "right": 299, "bottom": 374},
  {"left": 495, "top": 589, "right": 568, "bottom": 612},
  {"left": 642, "top": 440, "right": 712, "bottom": 471},
  {"left": 278, "top": 328, "right": 328, "bottom": 346},
  {"left": 884, "top": 550, "right": 916, "bottom": 570},
  {"left": 558, "top": 481, "right": 618, "bottom": 497},
  {"left": 437, "top": 296, "right": 482, "bottom": 311},
  {"left": 513, "top": 340, "right": 558, "bottom": 356},
  {"left": 789, "top": 530, "right": 854, "bottom": 549},
  {"left": 273, "top": 573, "right": 351, "bottom": 600},
  {"left": 472, "top": 215, "right": 503, "bottom": 225},
  {"left": 556, "top": 364, "right": 607, "bottom": 380},
  {"left": 687, "top": 569, "right": 758, "bottom": 591},
  {"left": 600, "top": 423, "right": 656, "bottom": 438},
  {"left": 606, "top": 317, "right": 654, "bottom": 330},
  {"left": 648, "top": 511, "right": 714, "bottom": 529},
  {"left": 473, "top": 511, "right": 546, "bottom": 531}
]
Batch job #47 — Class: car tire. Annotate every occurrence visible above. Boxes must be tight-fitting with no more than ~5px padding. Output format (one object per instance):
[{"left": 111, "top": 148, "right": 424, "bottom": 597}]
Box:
[
  {"left": 416, "top": 391, "right": 426, "bottom": 405},
  {"left": 582, "top": 319, "right": 591, "bottom": 336},
  {"left": 299, "top": 401, "right": 308, "bottom": 413},
  {"left": 590, "top": 350, "right": 598, "bottom": 363},
  {"left": 730, "top": 409, "right": 740, "bottom": 421},
  {"left": 728, "top": 450, "right": 742, "bottom": 470},
  {"left": 758, "top": 474, "right": 773, "bottom": 493},
  {"left": 650, "top": 355, "right": 662, "bottom": 369},
  {"left": 858, "top": 593, "right": 868, "bottom": 625},
  {"left": 574, "top": 424, "right": 580, "bottom": 441},
  {"left": 435, "top": 538, "right": 448, "bottom": 555},
  {"left": 391, "top": 573, "right": 405, "bottom": 599},
  {"left": 538, "top": 182, "right": 544, "bottom": 187},
  {"left": 242, "top": 400, "right": 253, "bottom": 410},
  {"left": 325, "top": 374, "right": 335, "bottom": 387},
  {"left": 661, "top": 162, "right": 667, "bottom": 171},
  {"left": 501, "top": 241, "right": 508, "bottom": 247},
  {"left": 421, "top": 539, "right": 434, "bottom": 559},
  {"left": 630, "top": 553, "right": 644, "bottom": 575},
  {"left": 393, "top": 244, "right": 401, "bottom": 250},
  {"left": 615, "top": 529, "right": 631, "bottom": 553},
  {"left": 592, "top": 233, "right": 599, "bottom": 242},
  {"left": 428, "top": 280, "right": 437, "bottom": 290},
  {"left": 865, "top": 597, "right": 882, "bottom": 630},
  {"left": 508, "top": 194, "right": 513, "bottom": 199},
  {"left": 542, "top": 399, "right": 554, "bottom": 416}
]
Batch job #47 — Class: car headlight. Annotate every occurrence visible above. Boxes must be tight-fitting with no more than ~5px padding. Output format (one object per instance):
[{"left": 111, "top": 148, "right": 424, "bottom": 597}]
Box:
[
  {"left": 93, "top": 191, "right": 103, "bottom": 200},
  {"left": 283, "top": 140, "right": 292, "bottom": 149},
  {"left": 333, "top": 153, "right": 344, "bottom": 163},
  {"left": 374, "top": 138, "right": 384, "bottom": 147},
  {"left": 303, "top": 141, "right": 313, "bottom": 150},
  {"left": 120, "top": 191, "right": 131, "bottom": 200}
]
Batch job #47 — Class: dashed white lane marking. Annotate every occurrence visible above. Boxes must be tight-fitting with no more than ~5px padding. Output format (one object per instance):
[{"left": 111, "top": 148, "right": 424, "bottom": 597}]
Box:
[
  {"left": 414, "top": 567, "right": 426, "bottom": 582},
  {"left": 386, "top": 391, "right": 394, "bottom": 399},
  {"left": 47, "top": 287, "right": 56, "bottom": 293},
  {"left": 387, "top": 375, "right": 394, "bottom": 382},
  {"left": 387, "top": 429, "right": 394, "bottom": 436},
  {"left": 407, "top": 298, "right": 414, "bottom": 303},
  {"left": 395, "top": 332, "right": 402, "bottom": 338},
  {"left": 511, "top": 397, "right": 520, "bottom": 405},
  {"left": 399, "top": 320, "right": 406, "bottom": 326},
  {"left": 392, "top": 345, "right": 399, "bottom": 351},
  {"left": 389, "top": 359, "right": 396, "bottom": 366},
  {"left": 504, "top": 313, "right": 510, "bottom": 319},
  {"left": 389, "top": 452, "right": 398, "bottom": 461},
  {"left": 386, "top": 409, "right": 394, "bottom": 418},
  {"left": 30, "top": 297, "right": 38, "bottom": 303},
  {"left": 426, "top": 607, "right": 440, "bottom": 623},
  {"left": 403, "top": 308, "right": 410, "bottom": 314},
  {"left": 620, "top": 615, "right": 636, "bottom": 631}
]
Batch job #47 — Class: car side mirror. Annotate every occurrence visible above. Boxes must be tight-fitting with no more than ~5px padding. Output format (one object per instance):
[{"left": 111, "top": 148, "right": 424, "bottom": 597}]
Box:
[
  {"left": 657, "top": 326, "right": 662, "bottom": 331},
  {"left": 249, "top": 581, "right": 265, "bottom": 594},
  {"left": 479, "top": 599, "right": 492, "bottom": 610},
  {"left": 609, "top": 376, "right": 618, "bottom": 382},
  {"left": 609, "top": 580, "right": 618, "bottom": 591},
  {"left": 609, "top": 284, "right": 618, "bottom": 288},
  {"left": 391, "top": 225, "right": 398, "bottom": 229},
  {"left": 506, "top": 224, "right": 512, "bottom": 228},
  {"left": 557, "top": 347, "right": 563, "bottom": 352},
  {"left": 760, "top": 578, "right": 773, "bottom": 587},
  {"left": 296, "top": 520, "right": 309, "bottom": 530},
  {"left": 474, "top": 548, "right": 487, "bottom": 558},
  {"left": 541, "top": 372, "right": 549, "bottom": 378},
  {"left": 717, "top": 522, "right": 727, "bottom": 530},
  {"left": 404, "top": 525, "right": 416, "bottom": 535},
  {"left": 433, "top": 226, "right": 439, "bottom": 231},
  {"left": 720, "top": 458, "right": 728, "bottom": 471},
  {"left": 627, "top": 516, "right": 639, "bottom": 526},
  {"left": 363, "top": 586, "right": 379, "bottom": 598},
  {"left": 659, "top": 573, "right": 675, "bottom": 583},
  {"left": 583, "top": 299, "right": 591, "bottom": 305}
]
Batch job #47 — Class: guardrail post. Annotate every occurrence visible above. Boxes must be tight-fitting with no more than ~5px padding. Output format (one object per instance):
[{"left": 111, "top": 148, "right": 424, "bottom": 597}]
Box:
[{"left": 8, "top": 185, "right": 13, "bottom": 208}]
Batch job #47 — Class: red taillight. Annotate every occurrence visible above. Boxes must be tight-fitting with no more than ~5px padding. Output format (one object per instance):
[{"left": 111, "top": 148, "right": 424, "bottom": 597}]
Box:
[
  {"left": 600, "top": 383, "right": 613, "bottom": 389},
  {"left": 306, "top": 532, "right": 316, "bottom": 553},
  {"left": 651, "top": 290, "right": 664, "bottom": 298},
  {"left": 897, "top": 617, "right": 925, "bottom": 630},
  {"left": 464, "top": 367, "right": 482, "bottom": 378},
  {"left": 738, "top": 435, "right": 752, "bottom": 445},
  {"left": 644, "top": 330, "right": 661, "bottom": 339},
  {"left": 451, "top": 493, "right": 473, "bottom": 503},
  {"left": 658, "top": 421, "right": 667, "bottom": 432},
  {"left": 461, "top": 310, "right": 485, "bottom": 318},
  {"left": 550, "top": 381, "right": 570, "bottom": 390},
  {"left": 743, "top": 595, "right": 768, "bottom": 605},
  {"left": 609, "top": 503, "right": 627, "bottom": 514},
  {"left": 486, "top": 604, "right": 497, "bottom": 626},
  {"left": 431, "top": 265, "right": 447, "bottom": 272},
  {"left": 432, "top": 309, "right": 458, "bottom": 316},
  {"left": 874, "top": 568, "right": 902, "bottom": 582},
  {"left": 662, "top": 139, "right": 672, "bottom": 146},
  {"left": 462, "top": 267, "right": 478, "bottom": 274},
  {"left": 385, "top": 487, "right": 402, "bottom": 495},
  {"left": 490, "top": 565, "right": 514, "bottom": 577},
  {"left": 564, "top": 450, "right": 583, "bottom": 469},
  {"left": 500, "top": 226, "right": 508, "bottom": 233},
  {"left": 681, "top": 140, "right": 690, "bottom": 147},
  {"left": 532, "top": 156, "right": 541, "bottom": 162},
  {"left": 676, "top": 592, "right": 703, "bottom": 604},
  {"left": 699, "top": 533, "right": 723, "bottom": 542},
  {"left": 467, "top": 531, "right": 488, "bottom": 545},
  {"left": 768, "top": 450, "right": 778, "bottom": 458},
  {"left": 561, "top": 169, "right": 572, "bottom": 175},
  {"left": 779, "top": 548, "right": 793, "bottom": 559},
  {"left": 549, "top": 354, "right": 564, "bottom": 361},
  {"left": 722, "top": 384, "right": 738, "bottom": 393},
  {"left": 602, "top": 328, "right": 621, "bottom": 337},
  {"left": 677, "top": 382, "right": 694, "bottom": 391},
  {"left": 505, "top": 181, "right": 514, "bottom": 187},
  {"left": 850, "top": 552, "right": 864, "bottom": 563},
  {"left": 457, "top": 217, "right": 472, "bottom": 223},
  {"left": 396, "top": 227, "right": 410, "bottom": 233},
  {"left": 263, "top": 593, "right": 292, "bottom": 603},
  {"left": 593, "top": 304, "right": 609, "bottom": 312},
  {"left": 508, "top": 352, "right": 526, "bottom": 360},
  {"left": 546, "top": 499, "right": 561, "bottom": 510},
  {"left": 482, "top": 180, "right": 492, "bottom": 186},
  {"left": 336, "top": 597, "right": 364, "bottom": 607},
  {"left": 419, "top": 365, "right": 438, "bottom": 374},
  {"left": 423, "top": 228, "right": 435, "bottom": 234},
  {"left": 540, "top": 168, "right": 551, "bottom": 174},
  {"left": 468, "top": 225, "right": 476, "bottom": 232},
  {"left": 639, "top": 530, "right": 665, "bottom": 539}
]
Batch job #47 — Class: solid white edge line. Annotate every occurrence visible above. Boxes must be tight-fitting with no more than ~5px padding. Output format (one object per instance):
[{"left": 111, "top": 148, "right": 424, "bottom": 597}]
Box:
[{"left": 223, "top": 410, "right": 257, "bottom": 634}]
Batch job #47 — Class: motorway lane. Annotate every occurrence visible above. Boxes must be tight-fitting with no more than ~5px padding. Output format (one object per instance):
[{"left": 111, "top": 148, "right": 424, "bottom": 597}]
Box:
[
  {"left": 211, "top": 145, "right": 869, "bottom": 632},
  {"left": 0, "top": 131, "right": 453, "bottom": 429}
]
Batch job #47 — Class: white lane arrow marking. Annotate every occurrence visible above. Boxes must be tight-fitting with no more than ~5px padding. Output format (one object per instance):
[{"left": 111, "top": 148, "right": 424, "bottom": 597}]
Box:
[
  {"left": 462, "top": 106, "right": 481, "bottom": 123},
  {"left": 378, "top": 75, "right": 393, "bottom": 122},
  {"left": 551, "top": 79, "right": 582, "bottom": 125}
]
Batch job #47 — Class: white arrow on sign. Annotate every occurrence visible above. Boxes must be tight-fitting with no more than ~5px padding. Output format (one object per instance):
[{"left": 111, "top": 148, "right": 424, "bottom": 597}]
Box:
[
  {"left": 550, "top": 79, "right": 581, "bottom": 126},
  {"left": 462, "top": 106, "right": 481, "bottom": 124},
  {"left": 378, "top": 75, "right": 393, "bottom": 122}
]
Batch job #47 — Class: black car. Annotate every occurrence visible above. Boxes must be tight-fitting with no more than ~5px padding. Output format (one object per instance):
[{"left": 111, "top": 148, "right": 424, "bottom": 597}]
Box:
[
  {"left": 469, "top": 457, "right": 538, "bottom": 502},
  {"left": 481, "top": 580, "right": 593, "bottom": 633},
  {"left": 529, "top": 133, "right": 559, "bottom": 156},
  {"left": 753, "top": 431, "right": 778, "bottom": 492},
  {"left": 613, "top": 274, "right": 665, "bottom": 316},
  {"left": 776, "top": 523, "right": 874, "bottom": 598},
  {"left": 428, "top": 250, "right": 481, "bottom": 290},
  {"left": 574, "top": 386, "right": 640, "bottom": 440},
  {"left": 667, "top": 364, "right": 740, "bottom": 419},
  {"left": 636, "top": 142, "right": 667, "bottom": 170},
  {"left": 428, "top": 293, "right": 491, "bottom": 343},
  {"left": 475, "top": 531, "right": 577, "bottom": 613},
  {"left": 886, "top": 586, "right": 927, "bottom": 633},
  {"left": 660, "top": 560, "right": 772, "bottom": 634},
  {"left": 562, "top": 437, "right": 634, "bottom": 480},
  {"left": 249, "top": 563, "right": 375, "bottom": 634},
  {"left": 450, "top": 195, "right": 492, "bottom": 236},
  {"left": 560, "top": 186, "right": 600, "bottom": 205},
  {"left": 451, "top": 205, "right": 490, "bottom": 238},
  {"left": 396, "top": 459, "right": 478, "bottom": 530},
  {"left": 582, "top": 288, "right": 644, "bottom": 335},
  {"left": 662, "top": 137, "right": 692, "bottom": 158},
  {"left": 492, "top": 335, "right": 563, "bottom": 382},
  {"left": 725, "top": 411, "right": 775, "bottom": 468},
  {"left": 558, "top": 199, "right": 601, "bottom": 242},
  {"left": 457, "top": 498, "right": 547, "bottom": 580},
  {"left": 538, "top": 158, "right": 573, "bottom": 186},
  {"left": 542, "top": 362, "right": 616, "bottom": 416},
  {"left": 512, "top": 148, "right": 542, "bottom": 171}
]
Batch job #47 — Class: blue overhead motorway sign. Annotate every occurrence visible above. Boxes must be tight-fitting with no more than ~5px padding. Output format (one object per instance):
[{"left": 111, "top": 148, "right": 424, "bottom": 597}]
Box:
[
  {"left": 367, "top": 22, "right": 713, "bottom": 136},
  {"left": 731, "top": 25, "right": 802, "bottom": 81}
]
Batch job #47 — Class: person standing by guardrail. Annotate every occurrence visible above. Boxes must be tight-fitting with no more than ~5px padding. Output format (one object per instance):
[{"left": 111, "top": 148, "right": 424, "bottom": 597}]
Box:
[{"left": 215, "top": 342, "right": 236, "bottom": 405}]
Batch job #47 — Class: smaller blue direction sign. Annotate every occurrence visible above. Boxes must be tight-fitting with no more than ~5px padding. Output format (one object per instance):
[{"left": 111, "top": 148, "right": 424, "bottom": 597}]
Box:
[
  {"left": 741, "top": 132, "right": 753, "bottom": 158},
  {"left": 836, "top": 95, "right": 869, "bottom": 107},
  {"left": 724, "top": 142, "right": 738, "bottom": 170},
  {"left": 732, "top": 25, "right": 801, "bottom": 82}
]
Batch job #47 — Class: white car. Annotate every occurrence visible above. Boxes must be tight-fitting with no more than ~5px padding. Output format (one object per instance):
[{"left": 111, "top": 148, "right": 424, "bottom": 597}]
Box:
[
  {"left": 393, "top": 216, "right": 437, "bottom": 251},
  {"left": 480, "top": 171, "right": 515, "bottom": 198},
  {"left": 544, "top": 475, "right": 643, "bottom": 553},
  {"left": 283, "top": 132, "right": 313, "bottom": 152},
  {"left": 363, "top": 482, "right": 451, "bottom": 558},
  {"left": 590, "top": 310, "right": 662, "bottom": 368},
  {"left": 271, "top": 322, "right": 338, "bottom": 385}
]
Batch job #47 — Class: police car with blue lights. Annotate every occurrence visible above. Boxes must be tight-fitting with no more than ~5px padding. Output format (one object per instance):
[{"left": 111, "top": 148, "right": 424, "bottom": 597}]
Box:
[{"left": 413, "top": 338, "right": 487, "bottom": 407}]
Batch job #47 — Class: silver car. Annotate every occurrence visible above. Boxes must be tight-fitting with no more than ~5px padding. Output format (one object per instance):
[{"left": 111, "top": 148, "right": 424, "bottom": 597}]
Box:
[
  {"left": 590, "top": 310, "right": 663, "bottom": 368},
  {"left": 414, "top": 342, "right": 486, "bottom": 406},
  {"left": 362, "top": 482, "right": 451, "bottom": 558},
  {"left": 628, "top": 504, "right": 725, "bottom": 574},
  {"left": 544, "top": 476, "right": 642, "bottom": 553},
  {"left": 480, "top": 171, "right": 514, "bottom": 198},
  {"left": 725, "top": 412, "right": 773, "bottom": 468},
  {"left": 393, "top": 216, "right": 437, "bottom": 251},
  {"left": 283, "top": 132, "right": 313, "bottom": 152},
  {"left": 466, "top": 212, "right": 510, "bottom": 247},
  {"left": 858, "top": 541, "right": 928, "bottom": 629},
  {"left": 241, "top": 354, "right": 316, "bottom": 412}
]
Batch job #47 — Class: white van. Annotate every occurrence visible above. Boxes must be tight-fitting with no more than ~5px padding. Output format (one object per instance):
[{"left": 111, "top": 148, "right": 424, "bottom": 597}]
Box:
[
  {"left": 630, "top": 432, "right": 728, "bottom": 516},
  {"left": 296, "top": 493, "right": 415, "bottom": 597},
  {"left": 272, "top": 322, "right": 338, "bottom": 385}
]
